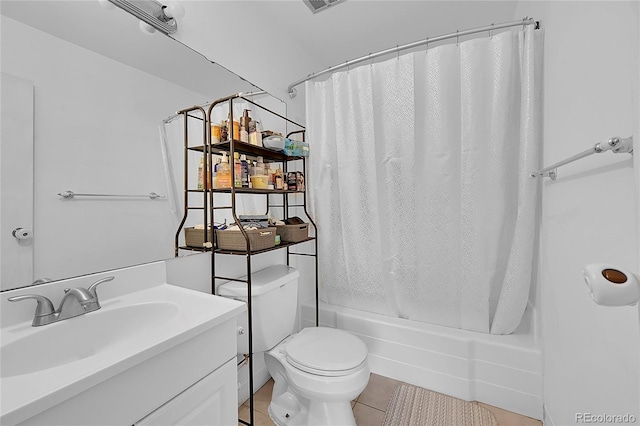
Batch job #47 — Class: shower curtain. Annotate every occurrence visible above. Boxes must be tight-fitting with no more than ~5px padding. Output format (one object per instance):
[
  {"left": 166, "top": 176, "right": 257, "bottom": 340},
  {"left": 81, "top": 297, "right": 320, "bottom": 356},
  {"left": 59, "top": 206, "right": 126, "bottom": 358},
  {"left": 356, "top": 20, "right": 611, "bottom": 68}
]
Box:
[{"left": 306, "top": 27, "right": 542, "bottom": 334}]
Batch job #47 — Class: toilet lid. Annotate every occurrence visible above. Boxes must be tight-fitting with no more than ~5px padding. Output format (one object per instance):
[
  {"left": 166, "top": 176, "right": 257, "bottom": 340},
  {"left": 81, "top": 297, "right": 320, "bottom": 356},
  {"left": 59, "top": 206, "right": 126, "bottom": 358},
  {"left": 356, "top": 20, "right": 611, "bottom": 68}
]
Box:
[{"left": 285, "top": 327, "right": 368, "bottom": 377}]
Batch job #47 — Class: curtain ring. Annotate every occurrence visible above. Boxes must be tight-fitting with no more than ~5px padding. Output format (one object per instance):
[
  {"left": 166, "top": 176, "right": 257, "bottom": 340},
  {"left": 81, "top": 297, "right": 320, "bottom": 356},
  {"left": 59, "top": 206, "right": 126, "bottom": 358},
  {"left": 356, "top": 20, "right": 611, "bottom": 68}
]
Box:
[
  {"left": 346, "top": 60, "right": 350, "bottom": 72},
  {"left": 490, "top": 23, "right": 494, "bottom": 39},
  {"left": 456, "top": 30, "right": 459, "bottom": 46},
  {"left": 397, "top": 45, "right": 400, "bottom": 60},
  {"left": 369, "top": 53, "right": 374, "bottom": 67}
]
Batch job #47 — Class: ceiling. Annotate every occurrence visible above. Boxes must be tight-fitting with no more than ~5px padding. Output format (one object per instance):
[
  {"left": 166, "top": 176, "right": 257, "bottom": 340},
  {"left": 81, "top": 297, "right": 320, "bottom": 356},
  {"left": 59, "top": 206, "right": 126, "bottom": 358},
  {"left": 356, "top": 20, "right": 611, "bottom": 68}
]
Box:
[{"left": 1, "top": 1, "right": 521, "bottom": 104}]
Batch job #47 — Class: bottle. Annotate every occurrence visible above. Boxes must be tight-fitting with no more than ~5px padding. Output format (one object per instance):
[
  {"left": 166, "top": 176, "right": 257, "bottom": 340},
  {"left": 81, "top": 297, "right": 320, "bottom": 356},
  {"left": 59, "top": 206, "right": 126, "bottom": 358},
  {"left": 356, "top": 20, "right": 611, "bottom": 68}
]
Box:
[
  {"left": 240, "top": 154, "right": 249, "bottom": 188},
  {"left": 274, "top": 167, "right": 284, "bottom": 190},
  {"left": 255, "top": 156, "right": 265, "bottom": 176},
  {"left": 240, "top": 110, "right": 250, "bottom": 143},
  {"left": 225, "top": 113, "right": 239, "bottom": 141},
  {"left": 211, "top": 123, "right": 221, "bottom": 144},
  {"left": 220, "top": 119, "right": 228, "bottom": 142},
  {"left": 264, "top": 163, "right": 271, "bottom": 184},
  {"left": 249, "top": 119, "right": 262, "bottom": 146},
  {"left": 216, "top": 152, "right": 231, "bottom": 188},
  {"left": 197, "top": 157, "right": 205, "bottom": 190},
  {"left": 233, "top": 152, "right": 242, "bottom": 188},
  {"left": 212, "top": 157, "right": 221, "bottom": 189}
]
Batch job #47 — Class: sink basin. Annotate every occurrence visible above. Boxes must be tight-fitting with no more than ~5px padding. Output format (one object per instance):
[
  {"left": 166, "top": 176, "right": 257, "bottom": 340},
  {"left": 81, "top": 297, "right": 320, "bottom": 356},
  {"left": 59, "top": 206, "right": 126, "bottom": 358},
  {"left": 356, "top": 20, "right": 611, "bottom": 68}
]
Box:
[{"left": 1, "top": 302, "right": 179, "bottom": 378}]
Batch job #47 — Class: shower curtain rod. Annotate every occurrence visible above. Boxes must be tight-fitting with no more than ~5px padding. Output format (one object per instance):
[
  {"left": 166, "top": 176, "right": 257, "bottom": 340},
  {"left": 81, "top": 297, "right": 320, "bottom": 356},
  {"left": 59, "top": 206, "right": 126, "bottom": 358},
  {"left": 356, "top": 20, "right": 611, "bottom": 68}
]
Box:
[{"left": 287, "top": 17, "right": 539, "bottom": 98}]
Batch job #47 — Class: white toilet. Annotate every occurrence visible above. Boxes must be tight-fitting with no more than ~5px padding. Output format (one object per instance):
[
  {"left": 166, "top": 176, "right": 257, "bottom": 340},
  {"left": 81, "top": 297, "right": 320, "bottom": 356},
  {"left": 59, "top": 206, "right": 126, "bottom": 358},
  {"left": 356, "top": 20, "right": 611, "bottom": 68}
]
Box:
[{"left": 218, "top": 265, "right": 370, "bottom": 426}]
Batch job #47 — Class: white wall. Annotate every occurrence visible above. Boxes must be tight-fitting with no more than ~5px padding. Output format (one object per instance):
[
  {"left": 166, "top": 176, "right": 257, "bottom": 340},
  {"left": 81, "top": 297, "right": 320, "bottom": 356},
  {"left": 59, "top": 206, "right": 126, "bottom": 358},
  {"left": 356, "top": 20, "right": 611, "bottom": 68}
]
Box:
[
  {"left": 0, "top": 16, "right": 210, "bottom": 284},
  {"left": 514, "top": 2, "right": 640, "bottom": 425}
]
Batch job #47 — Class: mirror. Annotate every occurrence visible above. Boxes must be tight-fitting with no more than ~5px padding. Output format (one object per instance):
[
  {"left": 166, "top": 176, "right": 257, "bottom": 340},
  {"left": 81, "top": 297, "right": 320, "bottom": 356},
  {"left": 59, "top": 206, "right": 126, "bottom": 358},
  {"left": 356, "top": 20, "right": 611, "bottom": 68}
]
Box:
[{"left": 0, "top": 1, "right": 279, "bottom": 290}]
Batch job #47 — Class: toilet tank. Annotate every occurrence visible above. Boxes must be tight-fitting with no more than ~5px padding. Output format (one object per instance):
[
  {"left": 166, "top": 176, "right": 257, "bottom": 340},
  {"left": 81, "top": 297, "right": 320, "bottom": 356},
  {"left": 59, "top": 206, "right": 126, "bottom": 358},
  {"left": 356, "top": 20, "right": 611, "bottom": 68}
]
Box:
[{"left": 218, "top": 265, "right": 299, "bottom": 354}]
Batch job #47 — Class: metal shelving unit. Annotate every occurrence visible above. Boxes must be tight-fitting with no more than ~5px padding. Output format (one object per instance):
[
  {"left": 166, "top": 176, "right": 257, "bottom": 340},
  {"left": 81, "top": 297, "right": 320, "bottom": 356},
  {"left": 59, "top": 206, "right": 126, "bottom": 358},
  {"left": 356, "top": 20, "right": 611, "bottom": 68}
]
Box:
[{"left": 174, "top": 94, "right": 318, "bottom": 426}]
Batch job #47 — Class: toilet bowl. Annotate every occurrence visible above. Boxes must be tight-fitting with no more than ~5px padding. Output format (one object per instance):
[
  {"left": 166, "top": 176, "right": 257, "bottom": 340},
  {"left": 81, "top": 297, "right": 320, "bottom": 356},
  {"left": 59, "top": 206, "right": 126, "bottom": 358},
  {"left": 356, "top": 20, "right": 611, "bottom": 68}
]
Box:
[
  {"left": 217, "top": 265, "right": 370, "bottom": 426},
  {"left": 265, "top": 327, "right": 370, "bottom": 426}
]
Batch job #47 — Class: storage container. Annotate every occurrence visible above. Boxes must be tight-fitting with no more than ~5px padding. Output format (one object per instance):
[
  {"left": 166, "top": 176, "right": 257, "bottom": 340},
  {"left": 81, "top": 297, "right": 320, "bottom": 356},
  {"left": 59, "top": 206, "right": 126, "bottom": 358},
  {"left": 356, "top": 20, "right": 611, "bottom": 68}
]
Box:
[
  {"left": 216, "top": 227, "right": 277, "bottom": 251},
  {"left": 276, "top": 223, "right": 309, "bottom": 243},
  {"left": 184, "top": 227, "right": 214, "bottom": 248}
]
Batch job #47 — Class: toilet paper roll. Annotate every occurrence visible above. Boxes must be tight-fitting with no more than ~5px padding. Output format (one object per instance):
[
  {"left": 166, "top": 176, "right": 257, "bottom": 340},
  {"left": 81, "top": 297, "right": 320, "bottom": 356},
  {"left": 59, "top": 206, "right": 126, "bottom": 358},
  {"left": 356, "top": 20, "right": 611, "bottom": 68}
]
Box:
[{"left": 582, "top": 263, "right": 640, "bottom": 306}]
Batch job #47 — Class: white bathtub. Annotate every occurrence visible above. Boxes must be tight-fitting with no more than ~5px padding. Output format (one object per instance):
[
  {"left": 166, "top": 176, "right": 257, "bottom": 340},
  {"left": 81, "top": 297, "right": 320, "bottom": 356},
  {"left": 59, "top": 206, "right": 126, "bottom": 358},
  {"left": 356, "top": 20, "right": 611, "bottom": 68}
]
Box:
[{"left": 300, "top": 300, "right": 543, "bottom": 420}]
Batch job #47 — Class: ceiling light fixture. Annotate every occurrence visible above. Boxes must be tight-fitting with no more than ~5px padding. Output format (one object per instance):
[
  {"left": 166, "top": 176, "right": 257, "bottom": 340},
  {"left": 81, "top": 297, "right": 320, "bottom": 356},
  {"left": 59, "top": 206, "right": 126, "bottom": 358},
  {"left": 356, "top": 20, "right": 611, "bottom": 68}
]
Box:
[{"left": 104, "top": 0, "right": 185, "bottom": 35}]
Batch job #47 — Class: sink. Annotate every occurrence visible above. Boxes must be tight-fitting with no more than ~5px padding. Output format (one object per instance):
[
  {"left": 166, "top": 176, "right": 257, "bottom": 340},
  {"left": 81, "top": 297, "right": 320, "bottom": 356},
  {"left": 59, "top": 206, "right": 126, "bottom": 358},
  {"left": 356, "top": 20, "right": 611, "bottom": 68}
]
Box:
[{"left": 1, "top": 302, "right": 179, "bottom": 378}]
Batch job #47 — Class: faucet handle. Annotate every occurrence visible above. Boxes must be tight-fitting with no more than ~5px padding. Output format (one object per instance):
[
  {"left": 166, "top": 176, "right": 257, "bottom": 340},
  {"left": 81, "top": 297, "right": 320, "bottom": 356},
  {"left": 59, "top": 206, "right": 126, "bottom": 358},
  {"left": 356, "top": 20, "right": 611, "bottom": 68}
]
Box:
[
  {"left": 8, "top": 294, "right": 55, "bottom": 317},
  {"left": 87, "top": 276, "right": 114, "bottom": 298}
]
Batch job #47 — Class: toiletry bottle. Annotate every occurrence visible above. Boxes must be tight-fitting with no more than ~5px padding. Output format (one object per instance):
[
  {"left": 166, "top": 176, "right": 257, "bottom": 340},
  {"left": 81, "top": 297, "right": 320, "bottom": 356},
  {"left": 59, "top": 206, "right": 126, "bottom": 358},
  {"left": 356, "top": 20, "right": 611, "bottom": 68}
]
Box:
[
  {"left": 212, "top": 157, "right": 221, "bottom": 189},
  {"left": 233, "top": 152, "right": 242, "bottom": 188},
  {"left": 211, "top": 123, "right": 221, "bottom": 144},
  {"left": 216, "top": 152, "right": 231, "bottom": 188},
  {"left": 240, "top": 110, "right": 250, "bottom": 143},
  {"left": 264, "top": 163, "right": 272, "bottom": 187},
  {"left": 274, "top": 167, "right": 284, "bottom": 190},
  {"left": 197, "top": 156, "right": 205, "bottom": 190},
  {"left": 240, "top": 154, "right": 249, "bottom": 188},
  {"left": 249, "top": 119, "right": 263, "bottom": 146},
  {"left": 226, "top": 113, "right": 239, "bottom": 141},
  {"left": 256, "top": 156, "right": 265, "bottom": 176},
  {"left": 220, "top": 119, "right": 228, "bottom": 142}
]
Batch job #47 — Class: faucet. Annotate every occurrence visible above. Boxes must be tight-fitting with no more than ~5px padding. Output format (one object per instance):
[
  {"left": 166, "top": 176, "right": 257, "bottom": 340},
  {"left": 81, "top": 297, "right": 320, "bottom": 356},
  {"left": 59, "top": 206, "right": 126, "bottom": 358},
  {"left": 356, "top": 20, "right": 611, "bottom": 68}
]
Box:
[{"left": 8, "top": 276, "right": 114, "bottom": 326}]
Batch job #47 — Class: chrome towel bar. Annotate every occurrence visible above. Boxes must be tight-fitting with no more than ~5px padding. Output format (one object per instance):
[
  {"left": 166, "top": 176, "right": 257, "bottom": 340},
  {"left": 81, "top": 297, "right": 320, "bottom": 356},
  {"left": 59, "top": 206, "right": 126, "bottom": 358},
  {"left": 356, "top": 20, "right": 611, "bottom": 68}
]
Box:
[
  {"left": 58, "top": 190, "right": 166, "bottom": 199},
  {"left": 530, "top": 136, "right": 633, "bottom": 180}
]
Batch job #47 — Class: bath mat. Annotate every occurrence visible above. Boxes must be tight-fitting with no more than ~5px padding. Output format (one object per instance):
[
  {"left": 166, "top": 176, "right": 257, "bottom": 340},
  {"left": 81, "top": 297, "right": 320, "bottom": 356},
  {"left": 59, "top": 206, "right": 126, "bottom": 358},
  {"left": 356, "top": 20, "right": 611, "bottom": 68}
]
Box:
[{"left": 382, "top": 384, "right": 498, "bottom": 426}]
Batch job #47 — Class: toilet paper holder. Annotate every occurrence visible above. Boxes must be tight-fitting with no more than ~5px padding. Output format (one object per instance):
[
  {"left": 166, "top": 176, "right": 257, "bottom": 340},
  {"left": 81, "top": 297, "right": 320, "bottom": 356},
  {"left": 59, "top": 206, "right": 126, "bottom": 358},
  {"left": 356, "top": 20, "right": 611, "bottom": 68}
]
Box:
[{"left": 582, "top": 264, "right": 640, "bottom": 306}]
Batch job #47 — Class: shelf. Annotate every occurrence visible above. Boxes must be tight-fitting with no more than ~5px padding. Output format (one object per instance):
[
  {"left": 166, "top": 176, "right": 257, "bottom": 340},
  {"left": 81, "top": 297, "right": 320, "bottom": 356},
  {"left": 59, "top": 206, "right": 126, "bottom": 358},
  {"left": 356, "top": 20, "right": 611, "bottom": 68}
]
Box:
[
  {"left": 177, "top": 237, "right": 315, "bottom": 255},
  {"left": 215, "top": 238, "right": 315, "bottom": 255},
  {"left": 187, "top": 140, "right": 303, "bottom": 162},
  {"left": 178, "top": 245, "right": 211, "bottom": 252},
  {"left": 188, "top": 188, "right": 304, "bottom": 194},
  {"left": 211, "top": 188, "right": 304, "bottom": 195}
]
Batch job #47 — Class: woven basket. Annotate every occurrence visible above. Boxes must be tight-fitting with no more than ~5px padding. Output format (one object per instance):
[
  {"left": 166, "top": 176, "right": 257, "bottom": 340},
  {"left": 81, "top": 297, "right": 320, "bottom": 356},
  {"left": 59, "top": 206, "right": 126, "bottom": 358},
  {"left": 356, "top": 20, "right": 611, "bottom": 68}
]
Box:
[
  {"left": 276, "top": 223, "right": 309, "bottom": 243},
  {"left": 184, "top": 227, "right": 214, "bottom": 248},
  {"left": 216, "top": 227, "right": 276, "bottom": 251}
]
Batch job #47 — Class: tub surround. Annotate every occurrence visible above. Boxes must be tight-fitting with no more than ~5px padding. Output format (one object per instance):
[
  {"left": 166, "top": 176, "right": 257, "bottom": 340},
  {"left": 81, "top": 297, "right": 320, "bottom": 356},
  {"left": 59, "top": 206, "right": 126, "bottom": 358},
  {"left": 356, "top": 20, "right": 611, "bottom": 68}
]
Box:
[{"left": 0, "top": 261, "right": 246, "bottom": 425}]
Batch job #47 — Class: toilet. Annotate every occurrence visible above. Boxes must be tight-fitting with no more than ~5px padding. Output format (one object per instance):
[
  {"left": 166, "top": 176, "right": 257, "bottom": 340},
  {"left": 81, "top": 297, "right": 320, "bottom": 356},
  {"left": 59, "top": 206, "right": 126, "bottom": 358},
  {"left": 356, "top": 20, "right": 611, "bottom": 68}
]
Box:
[{"left": 218, "top": 265, "right": 370, "bottom": 426}]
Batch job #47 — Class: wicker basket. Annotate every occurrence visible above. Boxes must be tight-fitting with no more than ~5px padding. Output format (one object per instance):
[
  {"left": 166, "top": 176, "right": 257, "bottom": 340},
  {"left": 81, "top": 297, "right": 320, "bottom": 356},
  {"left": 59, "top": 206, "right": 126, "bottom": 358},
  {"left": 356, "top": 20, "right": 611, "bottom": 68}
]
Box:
[
  {"left": 184, "top": 227, "right": 214, "bottom": 248},
  {"left": 216, "top": 227, "right": 277, "bottom": 251},
  {"left": 276, "top": 223, "right": 309, "bottom": 243}
]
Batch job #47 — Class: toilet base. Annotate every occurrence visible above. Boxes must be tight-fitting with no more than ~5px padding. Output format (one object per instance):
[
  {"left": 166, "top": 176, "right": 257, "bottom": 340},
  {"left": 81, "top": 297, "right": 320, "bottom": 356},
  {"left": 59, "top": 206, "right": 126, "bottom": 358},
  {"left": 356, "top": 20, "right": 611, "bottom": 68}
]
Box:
[{"left": 268, "top": 391, "right": 356, "bottom": 426}]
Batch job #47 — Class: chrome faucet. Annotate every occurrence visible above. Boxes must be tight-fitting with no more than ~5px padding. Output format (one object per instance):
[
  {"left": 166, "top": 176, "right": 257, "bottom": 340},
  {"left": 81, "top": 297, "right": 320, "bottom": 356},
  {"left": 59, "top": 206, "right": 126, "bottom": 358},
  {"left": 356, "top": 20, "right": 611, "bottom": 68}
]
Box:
[{"left": 8, "top": 276, "right": 114, "bottom": 326}]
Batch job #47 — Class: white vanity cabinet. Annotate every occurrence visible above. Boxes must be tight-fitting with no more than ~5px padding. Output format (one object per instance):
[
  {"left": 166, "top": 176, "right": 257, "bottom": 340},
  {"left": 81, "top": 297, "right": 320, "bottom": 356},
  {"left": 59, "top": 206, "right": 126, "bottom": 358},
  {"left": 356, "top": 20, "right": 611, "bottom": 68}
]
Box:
[{"left": 135, "top": 358, "right": 237, "bottom": 426}]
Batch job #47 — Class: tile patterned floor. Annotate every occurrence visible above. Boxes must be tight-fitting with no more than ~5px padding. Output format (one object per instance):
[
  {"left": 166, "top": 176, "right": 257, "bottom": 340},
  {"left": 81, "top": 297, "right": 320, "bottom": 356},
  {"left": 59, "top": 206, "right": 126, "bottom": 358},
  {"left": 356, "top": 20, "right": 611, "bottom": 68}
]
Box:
[{"left": 238, "top": 373, "right": 542, "bottom": 426}]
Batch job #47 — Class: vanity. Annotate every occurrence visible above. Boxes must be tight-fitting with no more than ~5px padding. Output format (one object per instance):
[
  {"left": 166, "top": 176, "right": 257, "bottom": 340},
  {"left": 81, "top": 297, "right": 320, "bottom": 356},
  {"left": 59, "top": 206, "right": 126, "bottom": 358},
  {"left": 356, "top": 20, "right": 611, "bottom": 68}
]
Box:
[{"left": 0, "top": 261, "right": 246, "bottom": 426}]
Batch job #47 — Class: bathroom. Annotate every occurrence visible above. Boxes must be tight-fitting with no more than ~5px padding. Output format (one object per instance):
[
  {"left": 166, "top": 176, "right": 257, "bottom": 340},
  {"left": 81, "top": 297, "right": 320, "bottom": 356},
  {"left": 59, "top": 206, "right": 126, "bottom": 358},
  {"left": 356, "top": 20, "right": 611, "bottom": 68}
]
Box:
[{"left": 1, "top": 1, "right": 638, "bottom": 425}]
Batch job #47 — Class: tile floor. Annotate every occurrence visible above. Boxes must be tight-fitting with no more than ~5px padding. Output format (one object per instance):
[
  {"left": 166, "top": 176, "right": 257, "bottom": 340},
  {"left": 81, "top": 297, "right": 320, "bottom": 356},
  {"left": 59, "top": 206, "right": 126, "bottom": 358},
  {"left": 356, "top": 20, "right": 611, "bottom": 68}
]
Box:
[{"left": 238, "top": 373, "right": 542, "bottom": 426}]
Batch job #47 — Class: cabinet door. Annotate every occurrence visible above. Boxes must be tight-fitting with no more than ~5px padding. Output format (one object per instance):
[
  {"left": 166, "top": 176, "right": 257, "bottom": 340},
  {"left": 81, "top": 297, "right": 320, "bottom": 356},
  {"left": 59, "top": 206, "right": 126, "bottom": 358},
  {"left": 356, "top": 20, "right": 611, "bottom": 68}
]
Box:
[{"left": 136, "top": 358, "right": 237, "bottom": 426}]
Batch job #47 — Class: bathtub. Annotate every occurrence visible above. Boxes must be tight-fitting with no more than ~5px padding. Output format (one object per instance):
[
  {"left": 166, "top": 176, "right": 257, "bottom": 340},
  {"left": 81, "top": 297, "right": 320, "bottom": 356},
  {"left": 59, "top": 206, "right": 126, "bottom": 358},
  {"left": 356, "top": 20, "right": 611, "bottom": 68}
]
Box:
[{"left": 300, "top": 300, "right": 543, "bottom": 420}]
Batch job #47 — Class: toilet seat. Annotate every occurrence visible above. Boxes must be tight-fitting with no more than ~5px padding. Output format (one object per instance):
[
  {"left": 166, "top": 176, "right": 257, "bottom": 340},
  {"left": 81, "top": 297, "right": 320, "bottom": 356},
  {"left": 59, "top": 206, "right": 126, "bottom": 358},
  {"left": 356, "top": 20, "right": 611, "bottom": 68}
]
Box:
[{"left": 285, "top": 327, "right": 368, "bottom": 377}]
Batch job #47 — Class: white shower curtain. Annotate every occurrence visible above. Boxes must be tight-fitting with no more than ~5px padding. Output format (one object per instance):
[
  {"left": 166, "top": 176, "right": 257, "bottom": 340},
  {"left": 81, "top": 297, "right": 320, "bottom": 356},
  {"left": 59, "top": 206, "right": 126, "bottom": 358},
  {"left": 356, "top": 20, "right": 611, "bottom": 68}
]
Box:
[{"left": 306, "top": 27, "right": 542, "bottom": 334}]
